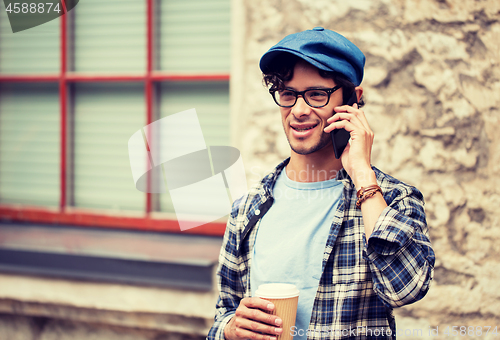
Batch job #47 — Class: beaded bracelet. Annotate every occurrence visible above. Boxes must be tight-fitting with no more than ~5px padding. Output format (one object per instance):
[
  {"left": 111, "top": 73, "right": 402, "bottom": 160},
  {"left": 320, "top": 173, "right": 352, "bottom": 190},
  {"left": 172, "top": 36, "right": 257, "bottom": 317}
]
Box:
[{"left": 356, "top": 184, "right": 382, "bottom": 208}]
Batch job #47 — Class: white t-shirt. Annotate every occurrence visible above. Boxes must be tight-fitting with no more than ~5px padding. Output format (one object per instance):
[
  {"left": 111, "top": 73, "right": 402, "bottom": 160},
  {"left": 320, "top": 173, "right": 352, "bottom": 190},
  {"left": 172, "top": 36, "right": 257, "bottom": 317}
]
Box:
[{"left": 251, "top": 167, "right": 344, "bottom": 339}]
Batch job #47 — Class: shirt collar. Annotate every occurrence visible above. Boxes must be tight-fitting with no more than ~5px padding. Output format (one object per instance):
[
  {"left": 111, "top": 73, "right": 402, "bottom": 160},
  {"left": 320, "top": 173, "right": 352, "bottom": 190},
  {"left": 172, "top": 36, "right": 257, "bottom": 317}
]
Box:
[
  {"left": 260, "top": 157, "right": 353, "bottom": 198},
  {"left": 238, "top": 158, "right": 354, "bottom": 250}
]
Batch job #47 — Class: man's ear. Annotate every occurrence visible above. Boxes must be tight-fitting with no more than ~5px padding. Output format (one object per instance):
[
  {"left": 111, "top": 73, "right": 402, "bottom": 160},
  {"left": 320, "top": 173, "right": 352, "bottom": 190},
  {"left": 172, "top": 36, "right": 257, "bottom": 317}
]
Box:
[{"left": 354, "top": 86, "right": 363, "bottom": 102}]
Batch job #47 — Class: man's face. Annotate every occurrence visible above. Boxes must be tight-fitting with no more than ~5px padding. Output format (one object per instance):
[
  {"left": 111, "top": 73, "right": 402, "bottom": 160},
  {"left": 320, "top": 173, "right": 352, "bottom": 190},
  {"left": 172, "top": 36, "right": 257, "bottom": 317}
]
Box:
[{"left": 280, "top": 61, "right": 343, "bottom": 155}]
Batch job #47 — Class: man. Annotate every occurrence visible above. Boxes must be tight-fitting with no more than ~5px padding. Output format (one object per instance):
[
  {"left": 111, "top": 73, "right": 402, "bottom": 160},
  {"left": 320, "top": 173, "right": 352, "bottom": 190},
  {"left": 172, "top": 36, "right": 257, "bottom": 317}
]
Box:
[{"left": 208, "top": 27, "right": 434, "bottom": 340}]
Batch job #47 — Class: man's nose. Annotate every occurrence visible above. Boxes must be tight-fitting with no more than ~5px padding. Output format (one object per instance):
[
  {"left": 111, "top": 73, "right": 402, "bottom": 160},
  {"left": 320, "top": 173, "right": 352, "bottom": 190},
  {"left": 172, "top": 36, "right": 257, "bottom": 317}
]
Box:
[{"left": 291, "top": 95, "right": 311, "bottom": 117}]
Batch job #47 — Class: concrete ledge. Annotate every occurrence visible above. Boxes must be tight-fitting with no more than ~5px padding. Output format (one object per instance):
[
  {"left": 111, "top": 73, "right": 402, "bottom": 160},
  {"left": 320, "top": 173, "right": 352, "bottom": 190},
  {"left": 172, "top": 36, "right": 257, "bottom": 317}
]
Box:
[
  {"left": 0, "top": 273, "right": 219, "bottom": 337},
  {"left": 0, "top": 223, "right": 223, "bottom": 290},
  {"left": 0, "top": 313, "right": 206, "bottom": 340},
  {"left": 0, "top": 248, "right": 215, "bottom": 290},
  {"left": 0, "top": 299, "right": 211, "bottom": 336}
]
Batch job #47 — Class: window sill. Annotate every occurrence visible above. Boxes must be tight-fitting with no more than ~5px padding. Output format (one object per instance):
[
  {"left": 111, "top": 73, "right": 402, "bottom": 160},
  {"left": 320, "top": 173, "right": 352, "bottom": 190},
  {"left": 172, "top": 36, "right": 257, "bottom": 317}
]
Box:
[{"left": 0, "top": 222, "right": 223, "bottom": 290}]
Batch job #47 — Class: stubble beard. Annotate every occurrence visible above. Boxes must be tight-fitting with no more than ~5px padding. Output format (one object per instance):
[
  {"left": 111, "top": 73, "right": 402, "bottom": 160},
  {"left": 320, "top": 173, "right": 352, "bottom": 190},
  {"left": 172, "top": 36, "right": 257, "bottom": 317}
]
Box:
[{"left": 287, "top": 131, "right": 331, "bottom": 155}]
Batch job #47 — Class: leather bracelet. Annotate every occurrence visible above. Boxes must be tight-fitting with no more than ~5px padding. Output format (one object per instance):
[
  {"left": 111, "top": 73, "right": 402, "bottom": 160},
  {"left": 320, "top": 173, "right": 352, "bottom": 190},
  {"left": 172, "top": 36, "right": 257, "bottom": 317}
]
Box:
[{"left": 356, "top": 184, "right": 382, "bottom": 208}]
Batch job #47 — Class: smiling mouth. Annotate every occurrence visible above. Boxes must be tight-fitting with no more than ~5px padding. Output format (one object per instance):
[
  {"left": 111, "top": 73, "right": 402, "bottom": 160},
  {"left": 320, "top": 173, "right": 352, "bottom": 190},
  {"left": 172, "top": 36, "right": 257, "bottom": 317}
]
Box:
[{"left": 291, "top": 123, "right": 318, "bottom": 132}]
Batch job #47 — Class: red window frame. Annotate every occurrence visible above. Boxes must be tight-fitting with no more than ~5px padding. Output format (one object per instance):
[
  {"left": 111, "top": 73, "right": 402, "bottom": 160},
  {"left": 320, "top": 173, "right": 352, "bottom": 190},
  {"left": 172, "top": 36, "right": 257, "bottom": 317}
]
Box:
[{"left": 0, "top": 0, "right": 229, "bottom": 236}]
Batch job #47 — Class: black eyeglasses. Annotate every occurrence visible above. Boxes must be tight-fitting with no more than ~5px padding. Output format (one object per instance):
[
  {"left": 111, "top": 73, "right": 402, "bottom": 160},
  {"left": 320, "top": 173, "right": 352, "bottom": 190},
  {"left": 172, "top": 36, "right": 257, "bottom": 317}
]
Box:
[{"left": 270, "top": 86, "right": 341, "bottom": 108}]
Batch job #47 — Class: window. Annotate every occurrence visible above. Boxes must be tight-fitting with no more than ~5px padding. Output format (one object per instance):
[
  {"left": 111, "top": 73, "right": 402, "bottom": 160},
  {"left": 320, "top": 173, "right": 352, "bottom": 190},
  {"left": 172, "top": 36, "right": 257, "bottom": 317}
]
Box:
[{"left": 0, "top": 0, "right": 230, "bottom": 235}]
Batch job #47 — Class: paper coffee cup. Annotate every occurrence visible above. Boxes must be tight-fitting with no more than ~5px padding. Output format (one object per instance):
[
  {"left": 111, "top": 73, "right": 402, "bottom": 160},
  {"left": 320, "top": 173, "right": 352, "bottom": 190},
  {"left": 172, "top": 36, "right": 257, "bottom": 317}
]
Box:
[{"left": 255, "top": 283, "right": 299, "bottom": 340}]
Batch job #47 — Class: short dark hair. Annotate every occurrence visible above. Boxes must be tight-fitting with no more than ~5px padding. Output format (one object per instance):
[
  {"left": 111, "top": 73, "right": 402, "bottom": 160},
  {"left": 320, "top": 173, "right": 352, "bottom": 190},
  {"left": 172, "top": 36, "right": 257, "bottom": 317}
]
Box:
[{"left": 262, "top": 53, "right": 365, "bottom": 107}]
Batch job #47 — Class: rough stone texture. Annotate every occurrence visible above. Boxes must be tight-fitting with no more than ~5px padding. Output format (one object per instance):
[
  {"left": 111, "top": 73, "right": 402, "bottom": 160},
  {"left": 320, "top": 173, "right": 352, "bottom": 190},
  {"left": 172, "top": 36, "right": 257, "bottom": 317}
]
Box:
[
  {"left": 0, "top": 273, "right": 217, "bottom": 339},
  {"left": 232, "top": 0, "right": 500, "bottom": 332},
  {"left": 0, "top": 313, "right": 205, "bottom": 340}
]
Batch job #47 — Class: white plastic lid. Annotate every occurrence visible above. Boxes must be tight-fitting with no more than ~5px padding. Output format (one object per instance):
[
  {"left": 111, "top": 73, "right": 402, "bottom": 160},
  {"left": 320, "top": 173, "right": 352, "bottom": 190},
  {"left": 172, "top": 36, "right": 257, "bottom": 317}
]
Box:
[{"left": 255, "top": 283, "right": 299, "bottom": 299}]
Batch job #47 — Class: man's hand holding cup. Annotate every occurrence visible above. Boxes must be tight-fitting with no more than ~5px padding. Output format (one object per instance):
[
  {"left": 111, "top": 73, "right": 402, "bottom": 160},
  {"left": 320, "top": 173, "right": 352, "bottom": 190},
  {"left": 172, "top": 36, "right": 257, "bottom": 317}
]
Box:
[{"left": 224, "top": 296, "right": 283, "bottom": 340}]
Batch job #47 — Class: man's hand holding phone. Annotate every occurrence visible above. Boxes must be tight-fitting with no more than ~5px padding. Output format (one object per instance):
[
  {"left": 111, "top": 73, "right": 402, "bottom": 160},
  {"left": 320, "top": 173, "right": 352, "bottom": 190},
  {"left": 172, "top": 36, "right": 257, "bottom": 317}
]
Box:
[
  {"left": 325, "top": 96, "right": 387, "bottom": 240},
  {"left": 224, "top": 297, "right": 283, "bottom": 340},
  {"left": 329, "top": 91, "right": 358, "bottom": 159},
  {"left": 324, "top": 99, "right": 375, "bottom": 190}
]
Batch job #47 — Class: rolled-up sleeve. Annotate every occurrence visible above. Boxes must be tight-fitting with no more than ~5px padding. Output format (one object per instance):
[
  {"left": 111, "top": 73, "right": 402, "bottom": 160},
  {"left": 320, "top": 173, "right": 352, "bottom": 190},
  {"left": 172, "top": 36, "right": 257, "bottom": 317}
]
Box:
[{"left": 365, "top": 185, "right": 435, "bottom": 308}]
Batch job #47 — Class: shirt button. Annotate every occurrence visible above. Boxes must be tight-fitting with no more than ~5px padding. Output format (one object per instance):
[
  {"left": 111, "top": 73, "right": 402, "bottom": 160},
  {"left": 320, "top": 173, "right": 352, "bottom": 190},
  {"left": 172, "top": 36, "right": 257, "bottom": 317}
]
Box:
[{"left": 255, "top": 209, "right": 260, "bottom": 215}]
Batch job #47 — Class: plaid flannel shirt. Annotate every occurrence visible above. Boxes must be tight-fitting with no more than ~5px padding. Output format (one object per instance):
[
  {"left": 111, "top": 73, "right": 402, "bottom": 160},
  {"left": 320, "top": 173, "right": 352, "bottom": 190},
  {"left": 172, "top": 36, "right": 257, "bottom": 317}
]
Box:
[{"left": 208, "top": 158, "right": 434, "bottom": 340}]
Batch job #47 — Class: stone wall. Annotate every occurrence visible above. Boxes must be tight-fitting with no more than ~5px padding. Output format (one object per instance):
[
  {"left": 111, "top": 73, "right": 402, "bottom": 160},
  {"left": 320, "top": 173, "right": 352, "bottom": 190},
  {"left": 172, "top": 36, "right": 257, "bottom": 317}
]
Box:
[
  {"left": 0, "top": 313, "right": 205, "bottom": 340},
  {"left": 232, "top": 0, "right": 500, "bottom": 335},
  {"left": 0, "top": 273, "right": 216, "bottom": 340}
]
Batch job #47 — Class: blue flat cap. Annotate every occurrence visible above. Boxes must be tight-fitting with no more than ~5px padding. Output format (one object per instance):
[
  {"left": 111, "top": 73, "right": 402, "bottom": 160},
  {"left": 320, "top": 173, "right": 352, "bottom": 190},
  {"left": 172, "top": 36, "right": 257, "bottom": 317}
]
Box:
[{"left": 260, "top": 27, "right": 365, "bottom": 86}]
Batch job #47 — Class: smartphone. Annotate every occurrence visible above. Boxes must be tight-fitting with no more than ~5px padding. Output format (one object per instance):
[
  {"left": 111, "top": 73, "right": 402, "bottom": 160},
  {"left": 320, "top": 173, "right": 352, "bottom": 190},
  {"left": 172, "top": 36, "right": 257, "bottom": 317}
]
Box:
[{"left": 330, "top": 91, "right": 358, "bottom": 159}]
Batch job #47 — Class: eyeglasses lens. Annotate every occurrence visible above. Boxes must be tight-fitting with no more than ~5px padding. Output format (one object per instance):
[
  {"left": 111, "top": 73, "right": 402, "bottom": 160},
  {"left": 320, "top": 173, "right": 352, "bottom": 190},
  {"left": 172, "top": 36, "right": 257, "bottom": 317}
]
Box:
[{"left": 275, "top": 89, "right": 329, "bottom": 108}]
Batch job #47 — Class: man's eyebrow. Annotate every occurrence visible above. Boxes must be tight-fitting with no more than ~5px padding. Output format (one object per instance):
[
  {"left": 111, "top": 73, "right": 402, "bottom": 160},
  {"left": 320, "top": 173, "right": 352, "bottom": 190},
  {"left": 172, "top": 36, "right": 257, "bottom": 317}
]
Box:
[{"left": 284, "top": 86, "right": 333, "bottom": 91}]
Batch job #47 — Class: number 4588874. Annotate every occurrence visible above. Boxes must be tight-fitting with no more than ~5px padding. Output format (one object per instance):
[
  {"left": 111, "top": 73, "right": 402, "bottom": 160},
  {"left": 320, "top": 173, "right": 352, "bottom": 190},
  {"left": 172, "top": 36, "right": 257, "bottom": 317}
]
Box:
[{"left": 5, "top": 2, "right": 61, "bottom": 14}]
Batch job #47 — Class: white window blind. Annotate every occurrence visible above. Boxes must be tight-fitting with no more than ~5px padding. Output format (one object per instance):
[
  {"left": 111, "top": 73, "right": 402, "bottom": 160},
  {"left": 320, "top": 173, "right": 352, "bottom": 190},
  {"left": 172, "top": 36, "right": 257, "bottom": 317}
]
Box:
[
  {"left": 158, "top": 81, "right": 229, "bottom": 213},
  {"left": 159, "top": 0, "right": 230, "bottom": 72},
  {"left": 0, "top": 8, "right": 59, "bottom": 74},
  {"left": 72, "top": 83, "right": 145, "bottom": 211},
  {"left": 73, "top": 0, "right": 146, "bottom": 73},
  {"left": 0, "top": 84, "right": 60, "bottom": 206},
  {"left": 0, "top": 0, "right": 231, "bottom": 220}
]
